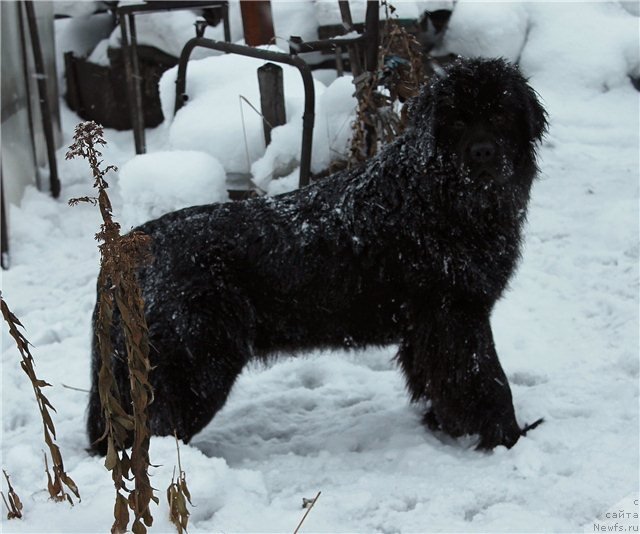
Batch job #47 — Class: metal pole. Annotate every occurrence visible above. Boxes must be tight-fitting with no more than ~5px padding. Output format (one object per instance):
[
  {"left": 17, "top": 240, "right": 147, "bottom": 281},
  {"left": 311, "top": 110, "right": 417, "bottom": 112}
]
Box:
[
  {"left": 222, "top": 1, "right": 231, "bottom": 42},
  {"left": 119, "top": 15, "right": 144, "bottom": 154},
  {"left": 23, "top": 0, "right": 60, "bottom": 198},
  {"left": 128, "top": 13, "right": 146, "bottom": 153}
]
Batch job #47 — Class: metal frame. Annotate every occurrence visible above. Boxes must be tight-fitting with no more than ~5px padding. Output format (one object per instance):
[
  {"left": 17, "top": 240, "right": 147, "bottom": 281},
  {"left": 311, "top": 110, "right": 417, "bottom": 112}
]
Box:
[
  {"left": 174, "top": 37, "right": 316, "bottom": 188},
  {"left": 139, "top": 2, "right": 380, "bottom": 190},
  {"left": 172, "top": 3, "right": 379, "bottom": 190},
  {"left": 117, "top": 1, "right": 231, "bottom": 154}
]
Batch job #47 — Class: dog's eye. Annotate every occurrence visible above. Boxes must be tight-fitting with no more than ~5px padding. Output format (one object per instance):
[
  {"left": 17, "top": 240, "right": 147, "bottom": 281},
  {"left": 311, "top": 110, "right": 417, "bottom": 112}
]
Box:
[{"left": 453, "top": 120, "right": 465, "bottom": 130}]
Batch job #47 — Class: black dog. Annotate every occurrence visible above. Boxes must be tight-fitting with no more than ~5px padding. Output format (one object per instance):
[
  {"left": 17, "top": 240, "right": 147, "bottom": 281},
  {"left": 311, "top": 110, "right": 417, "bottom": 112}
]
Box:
[{"left": 87, "top": 58, "right": 546, "bottom": 454}]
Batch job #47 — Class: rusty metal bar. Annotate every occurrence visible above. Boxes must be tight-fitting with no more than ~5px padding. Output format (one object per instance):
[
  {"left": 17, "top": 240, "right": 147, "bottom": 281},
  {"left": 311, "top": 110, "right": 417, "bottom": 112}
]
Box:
[
  {"left": 288, "top": 34, "right": 364, "bottom": 55},
  {"left": 239, "top": 1, "right": 274, "bottom": 47}
]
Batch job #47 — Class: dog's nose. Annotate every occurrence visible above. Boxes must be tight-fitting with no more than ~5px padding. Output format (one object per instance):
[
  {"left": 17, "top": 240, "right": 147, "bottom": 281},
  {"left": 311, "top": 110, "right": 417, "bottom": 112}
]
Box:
[{"left": 470, "top": 141, "right": 496, "bottom": 163}]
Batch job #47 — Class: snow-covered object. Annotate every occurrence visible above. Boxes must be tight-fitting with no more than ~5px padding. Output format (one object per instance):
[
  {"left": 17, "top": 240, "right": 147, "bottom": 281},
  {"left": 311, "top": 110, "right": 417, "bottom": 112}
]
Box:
[
  {"left": 443, "top": 2, "right": 639, "bottom": 93},
  {"left": 159, "top": 51, "right": 327, "bottom": 175},
  {"left": 519, "top": 3, "right": 640, "bottom": 94},
  {"left": 252, "top": 74, "right": 357, "bottom": 190},
  {"left": 104, "top": 3, "right": 244, "bottom": 60},
  {"left": 441, "top": 2, "right": 530, "bottom": 62},
  {"left": 87, "top": 37, "right": 110, "bottom": 66},
  {"left": 54, "top": 13, "right": 114, "bottom": 88},
  {"left": 118, "top": 150, "right": 228, "bottom": 229}
]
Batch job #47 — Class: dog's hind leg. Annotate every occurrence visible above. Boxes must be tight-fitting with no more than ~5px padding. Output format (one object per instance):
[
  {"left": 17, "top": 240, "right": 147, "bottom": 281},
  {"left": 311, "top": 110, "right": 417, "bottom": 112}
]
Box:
[
  {"left": 397, "top": 298, "right": 523, "bottom": 449},
  {"left": 87, "top": 290, "right": 255, "bottom": 454},
  {"left": 146, "top": 290, "right": 255, "bottom": 445}
]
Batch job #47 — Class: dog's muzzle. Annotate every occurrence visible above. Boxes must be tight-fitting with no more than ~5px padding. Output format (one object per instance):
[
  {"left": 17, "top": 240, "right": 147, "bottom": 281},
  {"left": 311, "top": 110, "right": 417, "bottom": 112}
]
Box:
[{"left": 465, "top": 139, "right": 505, "bottom": 181}]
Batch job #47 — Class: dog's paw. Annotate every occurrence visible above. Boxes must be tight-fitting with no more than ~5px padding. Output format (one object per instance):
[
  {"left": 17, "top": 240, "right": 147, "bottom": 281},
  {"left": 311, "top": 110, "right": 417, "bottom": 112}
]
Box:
[
  {"left": 476, "top": 416, "right": 544, "bottom": 450},
  {"left": 422, "top": 408, "right": 442, "bottom": 432},
  {"left": 476, "top": 420, "right": 521, "bottom": 450}
]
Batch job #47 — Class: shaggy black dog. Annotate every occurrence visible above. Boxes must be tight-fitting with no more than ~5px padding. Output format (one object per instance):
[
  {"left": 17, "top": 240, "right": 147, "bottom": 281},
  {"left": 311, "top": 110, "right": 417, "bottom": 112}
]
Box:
[{"left": 87, "top": 58, "right": 547, "bottom": 455}]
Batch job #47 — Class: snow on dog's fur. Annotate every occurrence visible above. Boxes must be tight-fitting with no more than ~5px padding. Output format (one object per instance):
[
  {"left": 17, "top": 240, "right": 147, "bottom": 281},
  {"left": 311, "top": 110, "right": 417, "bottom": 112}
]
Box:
[{"left": 87, "top": 58, "right": 547, "bottom": 455}]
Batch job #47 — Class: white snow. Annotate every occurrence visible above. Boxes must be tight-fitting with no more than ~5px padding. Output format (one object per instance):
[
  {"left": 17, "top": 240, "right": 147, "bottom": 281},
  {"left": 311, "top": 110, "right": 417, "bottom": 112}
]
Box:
[
  {"left": 160, "top": 50, "right": 325, "bottom": 175},
  {"left": 1, "top": 2, "right": 639, "bottom": 533},
  {"left": 252, "top": 74, "right": 357, "bottom": 191},
  {"left": 118, "top": 150, "right": 229, "bottom": 229}
]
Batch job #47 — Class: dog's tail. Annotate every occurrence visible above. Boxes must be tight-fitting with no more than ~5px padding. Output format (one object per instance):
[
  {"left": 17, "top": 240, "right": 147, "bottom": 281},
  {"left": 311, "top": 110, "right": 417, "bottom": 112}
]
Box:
[{"left": 521, "top": 417, "right": 544, "bottom": 436}]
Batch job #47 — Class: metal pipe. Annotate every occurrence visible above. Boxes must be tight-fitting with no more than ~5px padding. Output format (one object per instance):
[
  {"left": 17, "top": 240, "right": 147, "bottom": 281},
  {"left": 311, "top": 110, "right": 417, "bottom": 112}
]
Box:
[
  {"left": 119, "top": 15, "right": 144, "bottom": 154},
  {"left": 128, "top": 13, "right": 146, "bottom": 153},
  {"left": 23, "top": 0, "right": 60, "bottom": 198},
  {"left": 118, "top": 1, "right": 227, "bottom": 15},
  {"left": 289, "top": 34, "right": 364, "bottom": 54},
  {"left": 174, "top": 37, "right": 315, "bottom": 188}
]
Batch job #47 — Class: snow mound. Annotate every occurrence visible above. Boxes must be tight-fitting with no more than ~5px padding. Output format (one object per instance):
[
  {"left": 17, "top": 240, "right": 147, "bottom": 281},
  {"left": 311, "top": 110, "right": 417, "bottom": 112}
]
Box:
[
  {"left": 160, "top": 47, "right": 325, "bottom": 181},
  {"left": 159, "top": 50, "right": 327, "bottom": 176},
  {"left": 443, "top": 2, "right": 639, "bottom": 94},
  {"left": 118, "top": 150, "right": 228, "bottom": 228},
  {"left": 252, "top": 74, "right": 357, "bottom": 190},
  {"left": 520, "top": 3, "right": 640, "bottom": 93},
  {"left": 442, "top": 2, "right": 529, "bottom": 62}
]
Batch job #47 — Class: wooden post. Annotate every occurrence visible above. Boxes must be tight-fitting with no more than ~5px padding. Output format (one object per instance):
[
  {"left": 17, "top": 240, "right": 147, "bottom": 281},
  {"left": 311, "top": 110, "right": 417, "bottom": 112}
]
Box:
[
  {"left": 257, "top": 63, "right": 286, "bottom": 145},
  {"left": 240, "top": 1, "right": 275, "bottom": 47}
]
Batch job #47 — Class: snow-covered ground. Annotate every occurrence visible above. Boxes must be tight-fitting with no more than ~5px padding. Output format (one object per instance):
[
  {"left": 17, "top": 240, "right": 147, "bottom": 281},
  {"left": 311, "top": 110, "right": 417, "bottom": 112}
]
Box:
[{"left": 2, "top": 2, "right": 639, "bottom": 533}]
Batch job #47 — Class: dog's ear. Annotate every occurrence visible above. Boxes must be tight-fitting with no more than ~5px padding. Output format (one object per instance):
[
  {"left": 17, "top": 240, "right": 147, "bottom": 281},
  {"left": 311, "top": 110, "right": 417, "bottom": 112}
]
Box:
[
  {"left": 406, "top": 84, "right": 432, "bottom": 125},
  {"left": 520, "top": 81, "right": 548, "bottom": 143},
  {"left": 405, "top": 84, "right": 436, "bottom": 155}
]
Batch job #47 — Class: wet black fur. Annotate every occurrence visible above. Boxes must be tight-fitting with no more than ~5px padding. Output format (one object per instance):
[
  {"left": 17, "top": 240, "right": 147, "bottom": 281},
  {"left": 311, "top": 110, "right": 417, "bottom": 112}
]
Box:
[{"left": 87, "top": 58, "right": 547, "bottom": 455}]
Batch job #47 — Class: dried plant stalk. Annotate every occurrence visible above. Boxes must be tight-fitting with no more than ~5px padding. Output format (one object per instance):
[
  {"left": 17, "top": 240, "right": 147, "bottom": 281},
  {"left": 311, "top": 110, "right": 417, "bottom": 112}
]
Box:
[
  {"left": 67, "top": 121, "right": 157, "bottom": 534},
  {"left": 167, "top": 434, "right": 193, "bottom": 534},
  {"left": 1, "top": 470, "right": 23, "bottom": 519},
  {"left": 349, "top": 1, "right": 425, "bottom": 166},
  {"left": 0, "top": 294, "right": 80, "bottom": 505}
]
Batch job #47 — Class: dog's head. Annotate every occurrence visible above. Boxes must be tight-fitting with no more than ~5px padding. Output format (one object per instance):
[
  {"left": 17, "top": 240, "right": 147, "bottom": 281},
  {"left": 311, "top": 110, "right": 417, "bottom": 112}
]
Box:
[{"left": 408, "top": 57, "right": 547, "bottom": 184}]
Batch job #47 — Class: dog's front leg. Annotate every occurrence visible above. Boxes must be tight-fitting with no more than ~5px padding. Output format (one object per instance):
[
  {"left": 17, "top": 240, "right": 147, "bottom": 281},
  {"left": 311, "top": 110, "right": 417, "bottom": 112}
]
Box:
[{"left": 397, "top": 298, "right": 523, "bottom": 449}]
